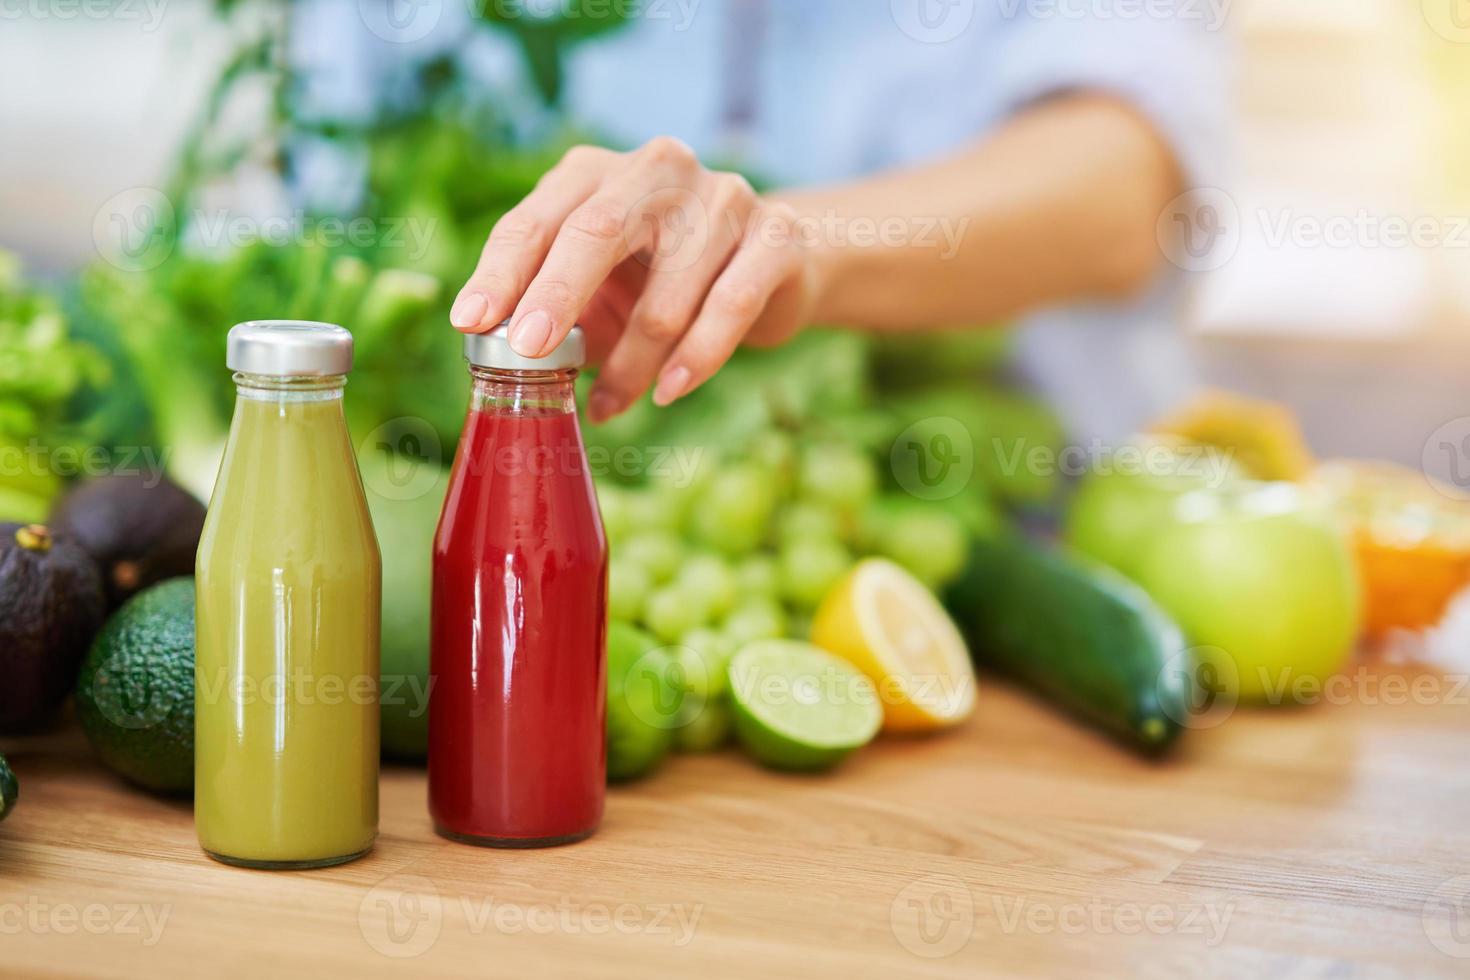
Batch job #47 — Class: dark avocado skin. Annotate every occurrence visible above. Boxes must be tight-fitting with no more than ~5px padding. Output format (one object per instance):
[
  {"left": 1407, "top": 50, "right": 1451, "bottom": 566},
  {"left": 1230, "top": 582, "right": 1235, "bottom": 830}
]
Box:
[
  {"left": 0, "top": 753, "right": 16, "bottom": 822},
  {"left": 74, "top": 577, "right": 195, "bottom": 795},
  {"left": 0, "top": 522, "right": 106, "bottom": 733},
  {"left": 49, "top": 474, "right": 206, "bottom": 611}
]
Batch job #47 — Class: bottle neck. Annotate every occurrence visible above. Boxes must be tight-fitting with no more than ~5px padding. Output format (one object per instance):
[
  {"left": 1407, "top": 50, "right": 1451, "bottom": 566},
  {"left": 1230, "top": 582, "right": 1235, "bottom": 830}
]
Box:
[
  {"left": 469, "top": 366, "right": 578, "bottom": 416},
  {"left": 234, "top": 373, "right": 346, "bottom": 402}
]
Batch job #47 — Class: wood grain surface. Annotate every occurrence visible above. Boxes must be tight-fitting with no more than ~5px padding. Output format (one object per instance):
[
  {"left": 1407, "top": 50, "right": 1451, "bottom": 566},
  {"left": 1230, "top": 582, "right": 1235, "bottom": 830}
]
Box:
[{"left": 2, "top": 661, "right": 1468, "bottom": 979}]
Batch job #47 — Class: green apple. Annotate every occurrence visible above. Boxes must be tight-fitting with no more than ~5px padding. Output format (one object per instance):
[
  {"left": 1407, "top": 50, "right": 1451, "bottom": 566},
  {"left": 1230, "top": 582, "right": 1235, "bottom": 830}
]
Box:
[
  {"left": 360, "top": 449, "right": 451, "bottom": 762},
  {"left": 1064, "top": 438, "right": 1237, "bottom": 580},
  {"left": 1133, "top": 483, "right": 1361, "bottom": 703}
]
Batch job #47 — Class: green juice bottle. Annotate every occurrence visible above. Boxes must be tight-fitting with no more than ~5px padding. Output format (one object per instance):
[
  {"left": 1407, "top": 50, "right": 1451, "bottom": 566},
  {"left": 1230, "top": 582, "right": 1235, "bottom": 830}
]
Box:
[{"left": 194, "top": 320, "right": 380, "bottom": 869}]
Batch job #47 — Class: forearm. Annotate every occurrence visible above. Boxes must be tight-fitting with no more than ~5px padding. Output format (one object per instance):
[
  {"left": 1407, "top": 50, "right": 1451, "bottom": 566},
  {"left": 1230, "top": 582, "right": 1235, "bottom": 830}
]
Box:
[{"left": 776, "top": 93, "right": 1183, "bottom": 330}]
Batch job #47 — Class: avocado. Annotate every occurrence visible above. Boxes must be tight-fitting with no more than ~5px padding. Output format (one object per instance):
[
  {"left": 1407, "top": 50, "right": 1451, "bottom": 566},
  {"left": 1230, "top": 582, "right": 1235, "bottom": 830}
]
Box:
[
  {"left": 0, "top": 752, "right": 16, "bottom": 822},
  {"left": 50, "top": 474, "right": 206, "bottom": 611},
  {"left": 74, "top": 577, "right": 195, "bottom": 794},
  {"left": 0, "top": 522, "right": 106, "bottom": 733}
]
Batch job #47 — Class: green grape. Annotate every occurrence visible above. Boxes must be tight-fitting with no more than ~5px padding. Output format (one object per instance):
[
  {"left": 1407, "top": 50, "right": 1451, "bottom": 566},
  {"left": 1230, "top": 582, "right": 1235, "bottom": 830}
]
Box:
[
  {"left": 722, "top": 596, "right": 789, "bottom": 646},
  {"left": 673, "top": 698, "right": 733, "bottom": 753},
  {"left": 662, "top": 640, "right": 723, "bottom": 734},
  {"left": 609, "top": 556, "right": 653, "bottom": 622},
  {"left": 677, "top": 627, "right": 736, "bottom": 698},
  {"left": 689, "top": 463, "right": 777, "bottom": 555},
  {"left": 874, "top": 507, "right": 969, "bottom": 589},
  {"left": 734, "top": 555, "right": 780, "bottom": 597},
  {"left": 852, "top": 497, "right": 889, "bottom": 552},
  {"left": 860, "top": 497, "right": 972, "bottom": 588},
  {"left": 778, "top": 537, "right": 853, "bottom": 610},
  {"left": 647, "top": 447, "right": 717, "bottom": 498},
  {"left": 676, "top": 553, "right": 738, "bottom": 619},
  {"left": 643, "top": 585, "right": 711, "bottom": 643},
  {"left": 643, "top": 456, "right": 715, "bottom": 532},
  {"left": 658, "top": 634, "right": 735, "bottom": 756},
  {"left": 654, "top": 484, "right": 701, "bottom": 532},
  {"left": 625, "top": 490, "right": 682, "bottom": 532},
  {"left": 597, "top": 483, "right": 633, "bottom": 545},
  {"left": 747, "top": 430, "right": 797, "bottom": 498},
  {"left": 798, "top": 443, "right": 878, "bottom": 515},
  {"left": 622, "top": 530, "right": 685, "bottom": 584},
  {"left": 776, "top": 501, "right": 843, "bottom": 545},
  {"left": 936, "top": 492, "right": 1005, "bottom": 541}
]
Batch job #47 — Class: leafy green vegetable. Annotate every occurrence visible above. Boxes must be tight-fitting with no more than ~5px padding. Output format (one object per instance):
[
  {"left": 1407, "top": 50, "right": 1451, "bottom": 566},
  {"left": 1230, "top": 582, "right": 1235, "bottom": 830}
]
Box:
[
  {"left": 472, "top": 0, "right": 635, "bottom": 108},
  {"left": 0, "top": 251, "right": 110, "bottom": 516}
]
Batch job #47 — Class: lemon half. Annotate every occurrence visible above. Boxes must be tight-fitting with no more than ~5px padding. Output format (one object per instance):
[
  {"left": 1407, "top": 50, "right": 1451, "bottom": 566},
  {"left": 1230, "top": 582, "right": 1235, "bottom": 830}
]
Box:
[{"left": 811, "top": 558, "right": 976, "bottom": 731}]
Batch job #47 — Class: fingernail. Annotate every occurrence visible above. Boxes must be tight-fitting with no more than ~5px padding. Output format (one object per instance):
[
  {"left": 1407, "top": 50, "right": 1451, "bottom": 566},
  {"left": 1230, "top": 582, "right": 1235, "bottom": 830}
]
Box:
[
  {"left": 449, "top": 291, "right": 489, "bottom": 330},
  {"left": 510, "top": 310, "right": 552, "bottom": 356},
  {"left": 652, "top": 366, "right": 691, "bottom": 407},
  {"left": 588, "top": 389, "right": 619, "bottom": 423}
]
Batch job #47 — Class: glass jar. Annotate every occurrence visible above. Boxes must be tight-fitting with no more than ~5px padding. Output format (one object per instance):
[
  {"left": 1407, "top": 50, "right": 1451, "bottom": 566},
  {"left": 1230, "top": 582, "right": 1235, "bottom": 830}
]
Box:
[
  {"left": 195, "top": 320, "right": 380, "bottom": 869},
  {"left": 430, "top": 323, "right": 608, "bottom": 847}
]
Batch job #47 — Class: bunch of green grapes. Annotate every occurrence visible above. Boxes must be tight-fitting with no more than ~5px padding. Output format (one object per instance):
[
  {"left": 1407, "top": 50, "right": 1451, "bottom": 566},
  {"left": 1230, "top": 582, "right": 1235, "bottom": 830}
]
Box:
[{"left": 597, "top": 429, "right": 974, "bottom": 754}]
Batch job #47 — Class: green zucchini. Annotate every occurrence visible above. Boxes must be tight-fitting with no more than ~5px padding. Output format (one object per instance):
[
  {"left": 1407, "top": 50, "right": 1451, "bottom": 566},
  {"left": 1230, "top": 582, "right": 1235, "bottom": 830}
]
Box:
[{"left": 943, "top": 535, "right": 1193, "bottom": 755}]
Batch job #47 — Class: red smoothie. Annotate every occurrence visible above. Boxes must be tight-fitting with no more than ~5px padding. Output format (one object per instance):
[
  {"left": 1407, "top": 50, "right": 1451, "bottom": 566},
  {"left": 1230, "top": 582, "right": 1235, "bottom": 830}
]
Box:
[{"left": 429, "top": 361, "right": 607, "bottom": 846}]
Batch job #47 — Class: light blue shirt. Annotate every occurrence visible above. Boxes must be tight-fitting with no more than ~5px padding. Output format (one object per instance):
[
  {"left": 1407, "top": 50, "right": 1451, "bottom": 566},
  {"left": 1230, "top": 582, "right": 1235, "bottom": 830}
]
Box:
[{"left": 298, "top": 0, "right": 1230, "bottom": 437}]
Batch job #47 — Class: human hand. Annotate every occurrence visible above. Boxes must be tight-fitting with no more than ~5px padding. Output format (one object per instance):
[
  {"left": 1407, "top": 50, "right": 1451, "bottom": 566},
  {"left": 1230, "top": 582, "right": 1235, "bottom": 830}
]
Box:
[{"left": 449, "top": 137, "right": 820, "bottom": 422}]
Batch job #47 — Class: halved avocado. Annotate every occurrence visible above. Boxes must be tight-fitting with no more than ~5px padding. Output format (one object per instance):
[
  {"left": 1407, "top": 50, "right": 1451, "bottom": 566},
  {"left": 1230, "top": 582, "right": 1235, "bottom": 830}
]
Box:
[{"left": 0, "top": 522, "right": 106, "bottom": 732}]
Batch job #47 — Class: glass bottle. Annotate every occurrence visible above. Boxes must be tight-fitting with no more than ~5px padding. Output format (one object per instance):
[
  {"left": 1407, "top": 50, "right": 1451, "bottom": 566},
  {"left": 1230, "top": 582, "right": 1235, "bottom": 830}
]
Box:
[
  {"left": 195, "top": 320, "right": 380, "bottom": 869},
  {"left": 430, "top": 324, "right": 608, "bottom": 847}
]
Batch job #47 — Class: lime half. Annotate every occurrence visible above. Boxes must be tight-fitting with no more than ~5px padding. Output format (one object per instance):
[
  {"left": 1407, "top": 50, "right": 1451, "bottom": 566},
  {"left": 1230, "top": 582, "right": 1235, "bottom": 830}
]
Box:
[{"left": 729, "top": 640, "right": 883, "bottom": 771}]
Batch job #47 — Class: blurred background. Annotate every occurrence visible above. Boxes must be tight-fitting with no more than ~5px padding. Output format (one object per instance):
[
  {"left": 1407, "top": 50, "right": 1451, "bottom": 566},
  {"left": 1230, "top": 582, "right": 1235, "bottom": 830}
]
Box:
[{"left": 2, "top": 0, "right": 1467, "bottom": 484}]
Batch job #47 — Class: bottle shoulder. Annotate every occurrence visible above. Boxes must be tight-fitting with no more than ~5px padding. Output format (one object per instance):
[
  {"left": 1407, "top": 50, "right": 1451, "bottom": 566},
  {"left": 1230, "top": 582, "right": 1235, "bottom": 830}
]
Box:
[{"left": 199, "top": 484, "right": 379, "bottom": 566}]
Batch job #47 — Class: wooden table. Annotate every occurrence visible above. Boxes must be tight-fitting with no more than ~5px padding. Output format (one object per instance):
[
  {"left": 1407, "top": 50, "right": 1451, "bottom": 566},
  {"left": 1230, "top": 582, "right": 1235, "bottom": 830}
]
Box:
[{"left": 2, "top": 661, "right": 1468, "bottom": 979}]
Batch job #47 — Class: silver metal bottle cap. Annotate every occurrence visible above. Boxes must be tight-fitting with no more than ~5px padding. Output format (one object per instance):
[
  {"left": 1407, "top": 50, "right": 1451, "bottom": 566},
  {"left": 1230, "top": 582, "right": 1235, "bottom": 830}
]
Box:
[
  {"left": 464, "top": 321, "right": 586, "bottom": 371},
  {"left": 227, "top": 320, "right": 354, "bottom": 376}
]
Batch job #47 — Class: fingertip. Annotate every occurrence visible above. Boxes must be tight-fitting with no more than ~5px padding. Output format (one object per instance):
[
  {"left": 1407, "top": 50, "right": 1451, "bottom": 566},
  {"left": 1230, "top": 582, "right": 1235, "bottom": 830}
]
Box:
[
  {"left": 454, "top": 318, "right": 496, "bottom": 335},
  {"left": 652, "top": 366, "right": 691, "bottom": 407},
  {"left": 587, "top": 389, "right": 620, "bottom": 424},
  {"left": 509, "top": 310, "right": 554, "bottom": 357},
  {"left": 449, "top": 290, "right": 490, "bottom": 331}
]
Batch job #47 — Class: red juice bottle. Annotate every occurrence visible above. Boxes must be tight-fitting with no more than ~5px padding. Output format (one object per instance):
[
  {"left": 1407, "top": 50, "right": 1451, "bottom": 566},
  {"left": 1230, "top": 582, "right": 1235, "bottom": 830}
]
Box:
[{"left": 429, "top": 324, "right": 607, "bottom": 847}]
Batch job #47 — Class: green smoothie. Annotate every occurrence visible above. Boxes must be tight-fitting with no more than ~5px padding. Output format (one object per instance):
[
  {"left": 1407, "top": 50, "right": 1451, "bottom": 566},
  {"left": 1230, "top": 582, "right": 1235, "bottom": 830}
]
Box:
[{"left": 195, "top": 322, "right": 380, "bottom": 869}]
